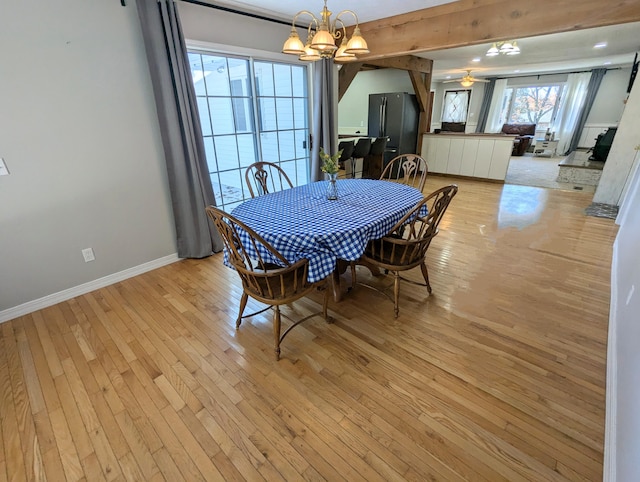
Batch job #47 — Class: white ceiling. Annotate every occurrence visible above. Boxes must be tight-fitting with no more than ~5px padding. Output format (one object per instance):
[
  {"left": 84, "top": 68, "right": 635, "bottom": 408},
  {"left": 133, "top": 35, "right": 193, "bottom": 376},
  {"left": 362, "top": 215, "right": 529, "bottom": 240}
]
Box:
[{"left": 194, "top": 1, "right": 640, "bottom": 80}]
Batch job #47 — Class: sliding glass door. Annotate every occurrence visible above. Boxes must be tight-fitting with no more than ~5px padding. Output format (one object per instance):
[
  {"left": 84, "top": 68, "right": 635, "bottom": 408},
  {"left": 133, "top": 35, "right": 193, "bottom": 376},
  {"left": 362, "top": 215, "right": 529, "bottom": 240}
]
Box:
[{"left": 188, "top": 51, "right": 310, "bottom": 211}]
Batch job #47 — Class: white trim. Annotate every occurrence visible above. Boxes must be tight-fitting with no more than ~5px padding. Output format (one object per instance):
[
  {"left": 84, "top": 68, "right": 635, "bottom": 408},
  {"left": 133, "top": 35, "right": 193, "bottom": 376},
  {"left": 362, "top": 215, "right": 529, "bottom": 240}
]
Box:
[
  {"left": 0, "top": 254, "right": 180, "bottom": 324},
  {"left": 603, "top": 239, "right": 619, "bottom": 482},
  {"left": 186, "top": 39, "right": 300, "bottom": 64}
]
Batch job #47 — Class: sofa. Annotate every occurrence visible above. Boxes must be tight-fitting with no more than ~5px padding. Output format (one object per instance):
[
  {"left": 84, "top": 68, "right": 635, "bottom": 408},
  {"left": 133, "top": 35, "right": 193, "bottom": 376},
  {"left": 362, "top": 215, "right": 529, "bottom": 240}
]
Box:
[
  {"left": 440, "top": 122, "right": 466, "bottom": 133},
  {"left": 501, "top": 123, "right": 536, "bottom": 156}
]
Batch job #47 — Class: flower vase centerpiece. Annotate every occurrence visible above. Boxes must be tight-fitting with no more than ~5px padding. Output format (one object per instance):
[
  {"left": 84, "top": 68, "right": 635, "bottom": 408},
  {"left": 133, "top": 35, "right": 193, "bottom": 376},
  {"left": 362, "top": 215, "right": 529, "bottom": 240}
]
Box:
[{"left": 320, "top": 147, "right": 342, "bottom": 200}]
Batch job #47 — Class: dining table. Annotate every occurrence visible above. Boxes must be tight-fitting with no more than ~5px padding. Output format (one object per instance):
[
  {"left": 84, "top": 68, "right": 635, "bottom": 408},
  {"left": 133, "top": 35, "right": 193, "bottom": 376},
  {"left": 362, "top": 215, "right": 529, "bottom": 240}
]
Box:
[{"left": 230, "top": 178, "right": 425, "bottom": 301}]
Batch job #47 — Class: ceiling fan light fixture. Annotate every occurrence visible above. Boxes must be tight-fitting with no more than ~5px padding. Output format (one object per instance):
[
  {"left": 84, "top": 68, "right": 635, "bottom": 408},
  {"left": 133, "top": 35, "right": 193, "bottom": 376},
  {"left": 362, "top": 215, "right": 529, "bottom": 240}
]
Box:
[
  {"left": 500, "top": 41, "right": 514, "bottom": 53},
  {"left": 487, "top": 40, "right": 521, "bottom": 56},
  {"left": 486, "top": 43, "right": 499, "bottom": 56},
  {"left": 460, "top": 79, "right": 474, "bottom": 87},
  {"left": 506, "top": 41, "right": 520, "bottom": 55}
]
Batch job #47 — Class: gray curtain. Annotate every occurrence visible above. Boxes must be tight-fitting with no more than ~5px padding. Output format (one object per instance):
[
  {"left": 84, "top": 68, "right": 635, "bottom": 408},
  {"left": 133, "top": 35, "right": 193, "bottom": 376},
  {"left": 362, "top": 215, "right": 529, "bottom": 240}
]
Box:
[
  {"left": 566, "top": 68, "right": 607, "bottom": 154},
  {"left": 475, "top": 78, "right": 496, "bottom": 133},
  {"left": 311, "top": 58, "right": 337, "bottom": 182},
  {"left": 136, "top": 0, "right": 222, "bottom": 257}
]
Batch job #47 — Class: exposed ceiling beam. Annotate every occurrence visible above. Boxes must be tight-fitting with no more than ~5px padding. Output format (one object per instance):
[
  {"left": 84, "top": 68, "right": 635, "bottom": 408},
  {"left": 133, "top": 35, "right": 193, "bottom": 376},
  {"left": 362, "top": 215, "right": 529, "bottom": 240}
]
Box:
[
  {"left": 408, "top": 68, "right": 434, "bottom": 142},
  {"left": 364, "top": 56, "right": 432, "bottom": 74},
  {"left": 338, "top": 62, "right": 363, "bottom": 102},
  {"left": 354, "top": 0, "right": 640, "bottom": 61}
]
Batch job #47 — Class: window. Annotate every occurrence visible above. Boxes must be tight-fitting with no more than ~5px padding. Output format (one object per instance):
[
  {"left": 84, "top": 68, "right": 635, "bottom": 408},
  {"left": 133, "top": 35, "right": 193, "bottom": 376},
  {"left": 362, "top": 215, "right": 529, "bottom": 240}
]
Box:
[
  {"left": 442, "top": 90, "right": 471, "bottom": 123},
  {"left": 189, "top": 51, "right": 310, "bottom": 211},
  {"left": 501, "top": 84, "right": 563, "bottom": 130}
]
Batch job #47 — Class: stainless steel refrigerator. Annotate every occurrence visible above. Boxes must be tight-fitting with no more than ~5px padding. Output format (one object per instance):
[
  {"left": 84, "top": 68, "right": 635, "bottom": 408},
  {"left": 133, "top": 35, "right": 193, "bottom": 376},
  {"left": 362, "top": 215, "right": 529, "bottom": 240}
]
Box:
[{"left": 367, "top": 92, "right": 420, "bottom": 166}]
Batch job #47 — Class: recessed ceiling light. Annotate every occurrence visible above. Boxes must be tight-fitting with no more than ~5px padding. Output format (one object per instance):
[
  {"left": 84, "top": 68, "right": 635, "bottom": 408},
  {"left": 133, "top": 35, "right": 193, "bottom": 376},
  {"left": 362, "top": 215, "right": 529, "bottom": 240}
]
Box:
[
  {"left": 603, "top": 61, "right": 612, "bottom": 65},
  {"left": 472, "top": 57, "right": 481, "bottom": 62},
  {"left": 594, "top": 42, "right": 607, "bottom": 49},
  {"left": 445, "top": 75, "right": 452, "bottom": 79},
  {"left": 514, "top": 69, "right": 520, "bottom": 73}
]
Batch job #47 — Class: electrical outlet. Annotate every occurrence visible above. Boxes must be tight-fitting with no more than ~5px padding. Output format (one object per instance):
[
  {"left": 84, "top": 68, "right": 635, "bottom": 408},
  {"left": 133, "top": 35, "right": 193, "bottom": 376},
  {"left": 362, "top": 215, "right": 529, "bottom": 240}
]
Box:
[
  {"left": 82, "top": 248, "right": 95, "bottom": 262},
  {"left": 0, "top": 158, "right": 9, "bottom": 176}
]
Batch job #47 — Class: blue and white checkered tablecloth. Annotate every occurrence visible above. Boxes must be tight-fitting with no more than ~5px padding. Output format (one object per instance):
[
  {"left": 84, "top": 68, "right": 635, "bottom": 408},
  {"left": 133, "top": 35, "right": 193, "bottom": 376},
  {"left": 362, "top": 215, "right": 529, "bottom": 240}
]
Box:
[{"left": 230, "top": 179, "right": 425, "bottom": 283}]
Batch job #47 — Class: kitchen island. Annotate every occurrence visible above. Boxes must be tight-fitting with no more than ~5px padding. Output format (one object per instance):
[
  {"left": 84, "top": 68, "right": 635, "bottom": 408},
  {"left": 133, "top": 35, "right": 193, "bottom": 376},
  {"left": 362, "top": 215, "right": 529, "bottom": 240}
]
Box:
[{"left": 421, "top": 133, "right": 515, "bottom": 181}]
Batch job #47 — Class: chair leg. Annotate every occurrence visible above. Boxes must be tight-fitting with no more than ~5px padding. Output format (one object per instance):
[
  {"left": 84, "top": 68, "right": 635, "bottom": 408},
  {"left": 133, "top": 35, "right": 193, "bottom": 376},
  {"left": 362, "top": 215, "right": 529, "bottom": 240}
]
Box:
[
  {"left": 393, "top": 271, "right": 400, "bottom": 318},
  {"left": 236, "top": 292, "right": 248, "bottom": 329},
  {"left": 322, "top": 283, "right": 329, "bottom": 322},
  {"left": 420, "top": 262, "right": 432, "bottom": 294},
  {"left": 350, "top": 262, "right": 357, "bottom": 290},
  {"left": 273, "top": 306, "right": 281, "bottom": 361}
]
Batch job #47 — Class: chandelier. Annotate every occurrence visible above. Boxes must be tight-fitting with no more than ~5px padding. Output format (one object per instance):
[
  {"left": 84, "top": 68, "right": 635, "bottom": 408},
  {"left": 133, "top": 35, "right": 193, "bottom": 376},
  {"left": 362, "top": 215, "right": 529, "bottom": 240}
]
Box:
[
  {"left": 486, "top": 41, "right": 520, "bottom": 56},
  {"left": 281, "top": 0, "right": 369, "bottom": 62}
]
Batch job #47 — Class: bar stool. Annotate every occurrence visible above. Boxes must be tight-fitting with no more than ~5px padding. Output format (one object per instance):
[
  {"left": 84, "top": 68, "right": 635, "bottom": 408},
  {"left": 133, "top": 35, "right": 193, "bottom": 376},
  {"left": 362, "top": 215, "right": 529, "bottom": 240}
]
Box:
[{"left": 348, "top": 138, "right": 371, "bottom": 179}]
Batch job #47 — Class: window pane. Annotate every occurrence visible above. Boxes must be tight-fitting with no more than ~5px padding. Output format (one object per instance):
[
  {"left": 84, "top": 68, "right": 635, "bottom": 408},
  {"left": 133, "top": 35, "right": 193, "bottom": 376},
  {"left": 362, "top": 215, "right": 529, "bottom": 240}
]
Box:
[
  {"left": 232, "top": 96, "right": 252, "bottom": 133},
  {"left": 197, "top": 97, "right": 212, "bottom": 136},
  {"left": 276, "top": 98, "right": 294, "bottom": 130},
  {"left": 442, "top": 90, "right": 470, "bottom": 123},
  {"left": 291, "top": 66, "right": 306, "bottom": 97},
  {"left": 189, "top": 53, "right": 206, "bottom": 96},
  {"left": 214, "top": 136, "right": 239, "bottom": 171},
  {"left": 260, "top": 131, "right": 279, "bottom": 162},
  {"left": 295, "top": 129, "right": 308, "bottom": 158},
  {"left": 203, "top": 56, "right": 230, "bottom": 96},
  {"left": 209, "top": 97, "right": 235, "bottom": 135},
  {"left": 293, "top": 98, "right": 306, "bottom": 129},
  {"left": 507, "top": 85, "right": 561, "bottom": 129},
  {"left": 280, "top": 160, "right": 297, "bottom": 184},
  {"left": 237, "top": 134, "right": 257, "bottom": 168},
  {"left": 296, "top": 157, "right": 309, "bottom": 184},
  {"left": 273, "top": 64, "right": 292, "bottom": 97},
  {"left": 203, "top": 137, "right": 217, "bottom": 173},
  {"left": 258, "top": 97, "right": 277, "bottom": 131},
  {"left": 278, "top": 130, "right": 296, "bottom": 161},
  {"left": 218, "top": 170, "right": 244, "bottom": 206},
  {"left": 254, "top": 62, "right": 274, "bottom": 97},
  {"left": 210, "top": 173, "right": 222, "bottom": 205},
  {"left": 227, "top": 57, "right": 250, "bottom": 96}
]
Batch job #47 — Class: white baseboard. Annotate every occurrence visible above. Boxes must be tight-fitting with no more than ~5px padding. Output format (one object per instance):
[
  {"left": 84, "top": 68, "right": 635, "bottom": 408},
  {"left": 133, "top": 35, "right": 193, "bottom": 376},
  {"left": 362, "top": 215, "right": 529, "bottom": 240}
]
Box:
[
  {"left": 603, "top": 241, "right": 618, "bottom": 482},
  {"left": 0, "top": 253, "right": 180, "bottom": 324}
]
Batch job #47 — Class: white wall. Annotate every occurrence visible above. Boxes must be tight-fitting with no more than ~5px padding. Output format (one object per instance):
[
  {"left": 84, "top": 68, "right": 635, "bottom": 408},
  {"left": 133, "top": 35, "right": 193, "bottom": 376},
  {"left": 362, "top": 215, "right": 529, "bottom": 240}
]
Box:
[
  {"left": 594, "top": 76, "right": 640, "bottom": 205},
  {"left": 0, "top": 0, "right": 176, "bottom": 317},
  {"left": 178, "top": 1, "right": 290, "bottom": 52},
  {"left": 587, "top": 68, "right": 630, "bottom": 124},
  {"left": 0, "top": 0, "right": 289, "bottom": 320},
  {"left": 605, "top": 79, "right": 640, "bottom": 480}
]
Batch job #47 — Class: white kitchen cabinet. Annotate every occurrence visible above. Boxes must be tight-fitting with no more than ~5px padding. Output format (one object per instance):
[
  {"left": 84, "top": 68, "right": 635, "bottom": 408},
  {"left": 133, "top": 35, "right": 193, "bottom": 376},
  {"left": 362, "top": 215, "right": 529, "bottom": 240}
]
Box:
[{"left": 421, "top": 133, "right": 515, "bottom": 181}]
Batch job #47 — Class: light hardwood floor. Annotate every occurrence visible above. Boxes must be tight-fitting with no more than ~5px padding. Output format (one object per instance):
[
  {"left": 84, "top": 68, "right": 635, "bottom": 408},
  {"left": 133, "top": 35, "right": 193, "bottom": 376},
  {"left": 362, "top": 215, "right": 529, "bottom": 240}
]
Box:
[{"left": 0, "top": 176, "right": 618, "bottom": 481}]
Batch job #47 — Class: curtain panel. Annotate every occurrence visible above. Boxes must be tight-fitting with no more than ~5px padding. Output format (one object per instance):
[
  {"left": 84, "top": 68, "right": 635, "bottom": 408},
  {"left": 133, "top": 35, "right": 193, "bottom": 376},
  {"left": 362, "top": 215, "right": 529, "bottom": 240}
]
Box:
[
  {"left": 475, "top": 78, "right": 496, "bottom": 133},
  {"left": 311, "top": 58, "right": 337, "bottom": 182},
  {"left": 484, "top": 78, "right": 508, "bottom": 133},
  {"left": 566, "top": 68, "right": 607, "bottom": 154},
  {"left": 552, "top": 72, "right": 592, "bottom": 156},
  {"left": 136, "top": 0, "right": 222, "bottom": 258}
]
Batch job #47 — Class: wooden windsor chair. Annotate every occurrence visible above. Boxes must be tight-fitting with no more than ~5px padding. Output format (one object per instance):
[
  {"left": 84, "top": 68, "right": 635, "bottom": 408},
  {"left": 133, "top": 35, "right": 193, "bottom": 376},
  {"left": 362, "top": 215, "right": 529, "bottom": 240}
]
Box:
[
  {"left": 379, "top": 154, "right": 429, "bottom": 192},
  {"left": 244, "top": 161, "right": 293, "bottom": 198},
  {"left": 206, "top": 206, "right": 330, "bottom": 359},
  {"left": 353, "top": 184, "right": 458, "bottom": 318}
]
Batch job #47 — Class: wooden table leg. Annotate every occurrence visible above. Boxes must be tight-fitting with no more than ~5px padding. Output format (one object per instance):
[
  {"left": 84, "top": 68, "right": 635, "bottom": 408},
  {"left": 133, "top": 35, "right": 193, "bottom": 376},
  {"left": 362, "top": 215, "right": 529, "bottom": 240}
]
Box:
[{"left": 331, "top": 268, "right": 342, "bottom": 303}]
